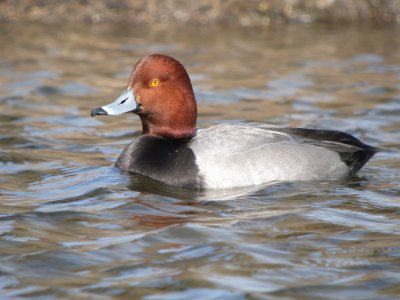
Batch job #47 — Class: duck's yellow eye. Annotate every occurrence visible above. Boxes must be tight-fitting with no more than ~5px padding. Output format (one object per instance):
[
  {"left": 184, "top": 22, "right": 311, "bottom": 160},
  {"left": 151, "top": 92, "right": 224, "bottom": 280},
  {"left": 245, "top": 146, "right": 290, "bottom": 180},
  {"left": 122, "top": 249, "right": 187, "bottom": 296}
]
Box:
[{"left": 150, "top": 79, "right": 159, "bottom": 87}]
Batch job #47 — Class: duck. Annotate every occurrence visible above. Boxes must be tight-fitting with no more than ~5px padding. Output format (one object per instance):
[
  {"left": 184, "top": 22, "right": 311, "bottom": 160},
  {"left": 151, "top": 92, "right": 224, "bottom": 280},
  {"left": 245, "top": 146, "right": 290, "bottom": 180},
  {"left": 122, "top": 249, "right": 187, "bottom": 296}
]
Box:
[{"left": 91, "top": 54, "right": 378, "bottom": 190}]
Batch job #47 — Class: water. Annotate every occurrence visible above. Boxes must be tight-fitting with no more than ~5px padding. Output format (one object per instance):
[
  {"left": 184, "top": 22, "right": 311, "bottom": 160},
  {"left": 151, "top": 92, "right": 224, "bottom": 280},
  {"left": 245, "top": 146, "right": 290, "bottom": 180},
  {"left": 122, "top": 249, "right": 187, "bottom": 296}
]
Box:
[{"left": 1, "top": 22, "right": 400, "bottom": 299}]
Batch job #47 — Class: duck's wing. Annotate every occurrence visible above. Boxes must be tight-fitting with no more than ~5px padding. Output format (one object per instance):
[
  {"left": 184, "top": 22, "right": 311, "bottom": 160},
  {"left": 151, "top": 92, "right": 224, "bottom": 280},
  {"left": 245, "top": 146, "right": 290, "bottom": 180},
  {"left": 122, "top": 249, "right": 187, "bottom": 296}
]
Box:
[
  {"left": 192, "top": 123, "right": 292, "bottom": 154},
  {"left": 266, "top": 127, "right": 379, "bottom": 175}
]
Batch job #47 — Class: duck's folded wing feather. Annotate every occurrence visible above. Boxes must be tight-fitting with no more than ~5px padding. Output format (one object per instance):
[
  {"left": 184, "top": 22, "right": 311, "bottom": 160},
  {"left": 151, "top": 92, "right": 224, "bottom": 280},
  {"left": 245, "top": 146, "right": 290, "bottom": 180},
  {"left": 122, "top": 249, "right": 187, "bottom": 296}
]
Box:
[
  {"left": 268, "top": 127, "right": 379, "bottom": 175},
  {"left": 192, "top": 123, "right": 292, "bottom": 154}
]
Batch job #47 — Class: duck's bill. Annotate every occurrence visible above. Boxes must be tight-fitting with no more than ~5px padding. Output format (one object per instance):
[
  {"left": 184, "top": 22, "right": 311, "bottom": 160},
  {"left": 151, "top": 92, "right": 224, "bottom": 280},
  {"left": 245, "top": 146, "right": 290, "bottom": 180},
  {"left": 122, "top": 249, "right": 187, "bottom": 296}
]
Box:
[{"left": 91, "top": 89, "right": 140, "bottom": 117}]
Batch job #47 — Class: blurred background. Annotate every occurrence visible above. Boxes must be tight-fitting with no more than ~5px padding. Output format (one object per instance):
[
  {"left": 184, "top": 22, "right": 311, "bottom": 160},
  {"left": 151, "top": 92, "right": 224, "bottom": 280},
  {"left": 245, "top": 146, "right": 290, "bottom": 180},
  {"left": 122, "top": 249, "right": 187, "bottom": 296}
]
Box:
[
  {"left": 2, "top": 0, "right": 400, "bottom": 25},
  {"left": 1, "top": 1, "right": 400, "bottom": 300}
]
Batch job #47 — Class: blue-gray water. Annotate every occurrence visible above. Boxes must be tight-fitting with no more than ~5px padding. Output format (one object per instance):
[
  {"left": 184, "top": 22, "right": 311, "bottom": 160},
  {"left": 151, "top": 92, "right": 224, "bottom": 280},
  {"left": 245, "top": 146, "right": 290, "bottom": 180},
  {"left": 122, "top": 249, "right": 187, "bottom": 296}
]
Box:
[{"left": 0, "top": 23, "right": 399, "bottom": 299}]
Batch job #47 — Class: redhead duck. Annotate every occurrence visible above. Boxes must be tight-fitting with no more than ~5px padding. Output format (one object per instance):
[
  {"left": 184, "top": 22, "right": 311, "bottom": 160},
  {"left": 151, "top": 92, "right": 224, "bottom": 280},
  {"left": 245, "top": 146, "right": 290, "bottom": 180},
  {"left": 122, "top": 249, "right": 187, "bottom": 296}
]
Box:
[{"left": 91, "top": 54, "right": 377, "bottom": 189}]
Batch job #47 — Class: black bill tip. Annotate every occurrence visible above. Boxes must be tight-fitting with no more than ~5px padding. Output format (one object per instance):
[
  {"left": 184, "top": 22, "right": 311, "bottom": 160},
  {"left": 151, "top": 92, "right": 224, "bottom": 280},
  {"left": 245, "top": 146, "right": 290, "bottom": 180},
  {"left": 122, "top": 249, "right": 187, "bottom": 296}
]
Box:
[
  {"left": 131, "top": 104, "right": 142, "bottom": 114},
  {"left": 91, "top": 107, "right": 108, "bottom": 117}
]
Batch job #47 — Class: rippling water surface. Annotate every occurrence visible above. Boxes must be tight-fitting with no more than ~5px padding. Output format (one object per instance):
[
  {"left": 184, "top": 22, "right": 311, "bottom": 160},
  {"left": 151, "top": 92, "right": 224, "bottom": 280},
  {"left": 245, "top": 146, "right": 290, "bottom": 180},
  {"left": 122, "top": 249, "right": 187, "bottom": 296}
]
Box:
[{"left": 1, "top": 23, "right": 400, "bottom": 299}]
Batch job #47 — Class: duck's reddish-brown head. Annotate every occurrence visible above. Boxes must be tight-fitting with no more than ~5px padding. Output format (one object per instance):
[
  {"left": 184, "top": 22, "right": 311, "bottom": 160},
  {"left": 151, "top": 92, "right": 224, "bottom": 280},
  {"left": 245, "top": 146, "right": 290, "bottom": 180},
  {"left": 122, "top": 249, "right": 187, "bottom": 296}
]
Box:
[{"left": 91, "top": 54, "right": 197, "bottom": 140}]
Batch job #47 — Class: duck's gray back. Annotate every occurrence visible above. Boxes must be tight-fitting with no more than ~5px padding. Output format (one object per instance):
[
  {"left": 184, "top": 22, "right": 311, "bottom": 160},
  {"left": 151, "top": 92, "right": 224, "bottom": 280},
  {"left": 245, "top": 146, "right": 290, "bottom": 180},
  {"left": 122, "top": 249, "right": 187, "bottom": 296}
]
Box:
[{"left": 188, "top": 123, "right": 375, "bottom": 189}]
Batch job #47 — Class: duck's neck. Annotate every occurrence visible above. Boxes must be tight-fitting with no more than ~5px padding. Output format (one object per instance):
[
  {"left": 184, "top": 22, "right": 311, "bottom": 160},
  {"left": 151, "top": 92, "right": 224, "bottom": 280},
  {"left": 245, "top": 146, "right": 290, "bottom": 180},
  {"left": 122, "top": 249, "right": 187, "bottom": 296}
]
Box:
[{"left": 139, "top": 114, "right": 196, "bottom": 140}]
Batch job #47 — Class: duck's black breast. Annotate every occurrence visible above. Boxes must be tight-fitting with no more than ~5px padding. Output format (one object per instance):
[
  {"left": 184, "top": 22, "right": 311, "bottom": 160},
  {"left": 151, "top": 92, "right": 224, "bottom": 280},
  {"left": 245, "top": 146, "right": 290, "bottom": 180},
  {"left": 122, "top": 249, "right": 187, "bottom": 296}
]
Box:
[{"left": 115, "top": 135, "right": 203, "bottom": 189}]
